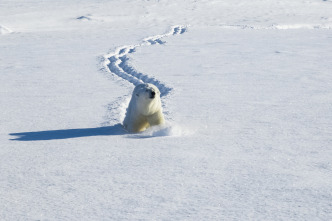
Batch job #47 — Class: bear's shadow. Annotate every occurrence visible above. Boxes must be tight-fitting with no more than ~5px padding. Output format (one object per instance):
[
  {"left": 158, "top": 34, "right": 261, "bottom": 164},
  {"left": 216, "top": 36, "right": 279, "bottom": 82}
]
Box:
[{"left": 9, "top": 123, "right": 127, "bottom": 141}]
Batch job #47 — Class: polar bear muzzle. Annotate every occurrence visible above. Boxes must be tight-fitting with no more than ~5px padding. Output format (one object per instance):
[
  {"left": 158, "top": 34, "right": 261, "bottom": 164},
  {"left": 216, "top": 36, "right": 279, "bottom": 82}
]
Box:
[{"left": 150, "top": 91, "right": 156, "bottom": 99}]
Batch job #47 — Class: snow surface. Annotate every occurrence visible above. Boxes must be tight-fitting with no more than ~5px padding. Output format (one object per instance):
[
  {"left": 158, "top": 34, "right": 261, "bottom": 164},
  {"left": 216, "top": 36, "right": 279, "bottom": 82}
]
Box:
[{"left": 1, "top": 0, "right": 332, "bottom": 220}]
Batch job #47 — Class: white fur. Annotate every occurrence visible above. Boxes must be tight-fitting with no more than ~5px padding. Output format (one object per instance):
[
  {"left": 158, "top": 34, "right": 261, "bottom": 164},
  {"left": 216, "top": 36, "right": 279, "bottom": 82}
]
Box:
[{"left": 123, "top": 83, "right": 165, "bottom": 132}]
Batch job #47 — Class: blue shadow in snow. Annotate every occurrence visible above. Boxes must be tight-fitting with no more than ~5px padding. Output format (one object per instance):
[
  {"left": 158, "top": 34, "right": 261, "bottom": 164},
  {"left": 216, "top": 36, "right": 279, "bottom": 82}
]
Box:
[{"left": 9, "top": 123, "right": 127, "bottom": 141}]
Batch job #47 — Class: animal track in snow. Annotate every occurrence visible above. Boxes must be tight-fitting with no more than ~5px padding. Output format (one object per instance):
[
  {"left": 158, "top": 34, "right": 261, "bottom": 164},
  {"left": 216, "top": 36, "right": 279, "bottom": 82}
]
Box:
[
  {"left": 103, "top": 25, "right": 187, "bottom": 97},
  {"left": 76, "top": 15, "right": 92, "bottom": 21}
]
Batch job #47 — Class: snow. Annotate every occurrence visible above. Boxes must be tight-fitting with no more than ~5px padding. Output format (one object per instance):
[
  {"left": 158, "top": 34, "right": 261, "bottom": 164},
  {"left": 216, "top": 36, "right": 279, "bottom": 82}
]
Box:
[
  {"left": 1, "top": 0, "right": 332, "bottom": 220},
  {"left": 0, "top": 25, "right": 12, "bottom": 35}
]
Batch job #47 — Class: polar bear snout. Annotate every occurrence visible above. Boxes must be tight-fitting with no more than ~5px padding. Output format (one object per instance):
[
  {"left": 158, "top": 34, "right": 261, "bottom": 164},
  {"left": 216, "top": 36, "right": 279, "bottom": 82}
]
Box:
[{"left": 150, "top": 91, "right": 156, "bottom": 99}]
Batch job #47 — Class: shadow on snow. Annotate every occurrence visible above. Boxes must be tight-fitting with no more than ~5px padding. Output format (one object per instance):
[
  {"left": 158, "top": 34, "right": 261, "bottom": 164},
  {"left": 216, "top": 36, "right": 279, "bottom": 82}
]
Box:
[{"left": 9, "top": 123, "right": 126, "bottom": 141}]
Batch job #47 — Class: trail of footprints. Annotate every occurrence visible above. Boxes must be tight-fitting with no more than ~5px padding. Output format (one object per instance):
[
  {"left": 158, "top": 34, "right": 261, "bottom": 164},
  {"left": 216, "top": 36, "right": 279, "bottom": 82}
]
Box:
[{"left": 103, "top": 25, "right": 187, "bottom": 97}]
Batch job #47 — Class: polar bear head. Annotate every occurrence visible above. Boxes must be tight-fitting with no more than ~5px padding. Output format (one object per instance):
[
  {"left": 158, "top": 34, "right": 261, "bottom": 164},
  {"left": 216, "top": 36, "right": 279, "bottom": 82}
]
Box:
[{"left": 133, "top": 83, "right": 162, "bottom": 116}]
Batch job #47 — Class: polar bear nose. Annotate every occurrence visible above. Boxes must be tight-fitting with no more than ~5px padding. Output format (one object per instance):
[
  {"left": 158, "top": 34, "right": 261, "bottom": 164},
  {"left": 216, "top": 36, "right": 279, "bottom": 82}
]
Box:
[{"left": 150, "top": 91, "right": 156, "bottom": 98}]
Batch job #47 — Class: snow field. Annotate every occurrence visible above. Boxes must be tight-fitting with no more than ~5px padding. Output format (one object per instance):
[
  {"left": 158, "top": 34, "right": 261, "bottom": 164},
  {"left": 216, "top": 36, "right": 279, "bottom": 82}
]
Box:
[
  {"left": 1, "top": 0, "right": 332, "bottom": 220},
  {"left": 0, "top": 25, "right": 13, "bottom": 35}
]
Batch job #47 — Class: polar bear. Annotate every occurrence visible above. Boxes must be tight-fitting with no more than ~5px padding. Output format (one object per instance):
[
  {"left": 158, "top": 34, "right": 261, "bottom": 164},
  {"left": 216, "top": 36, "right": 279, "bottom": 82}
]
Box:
[{"left": 123, "top": 83, "right": 165, "bottom": 133}]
